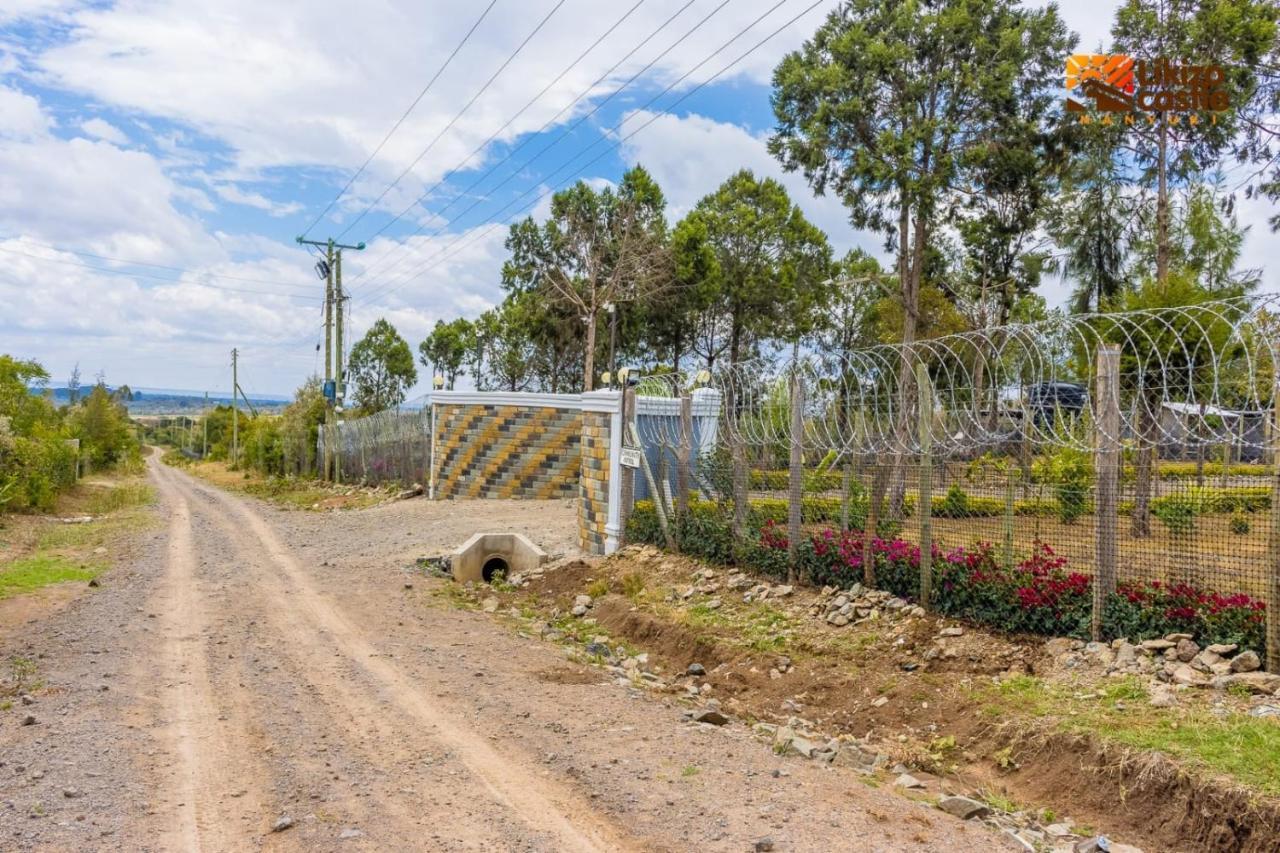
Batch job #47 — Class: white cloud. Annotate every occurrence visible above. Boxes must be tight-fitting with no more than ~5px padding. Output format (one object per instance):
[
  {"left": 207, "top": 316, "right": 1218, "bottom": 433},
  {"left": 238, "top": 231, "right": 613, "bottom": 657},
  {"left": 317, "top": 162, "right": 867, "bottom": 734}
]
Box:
[
  {"left": 79, "top": 116, "right": 128, "bottom": 144},
  {"left": 213, "top": 184, "right": 303, "bottom": 218},
  {"left": 617, "top": 109, "right": 883, "bottom": 260},
  {"left": 0, "top": 0, "right": 81, "bottom": 25},
  {"left": 0, "top": 84, "right": 53, "bottom": 139},
  {"left": 36, "top": 0, "right": 838, "bottom": 225}
]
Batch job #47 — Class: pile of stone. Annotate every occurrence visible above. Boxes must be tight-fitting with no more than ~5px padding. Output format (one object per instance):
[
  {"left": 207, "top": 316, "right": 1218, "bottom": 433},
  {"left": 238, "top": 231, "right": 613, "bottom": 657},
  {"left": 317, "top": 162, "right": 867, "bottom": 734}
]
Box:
[
  {"left": 506, "top": 555, "right": 587, "bottom": 588},
  {"left": 811, "top": 583, "right": 925, "bottom": 627},
  {"left": 1046, "top": 635, "right": 1279, "bottom": 697}
]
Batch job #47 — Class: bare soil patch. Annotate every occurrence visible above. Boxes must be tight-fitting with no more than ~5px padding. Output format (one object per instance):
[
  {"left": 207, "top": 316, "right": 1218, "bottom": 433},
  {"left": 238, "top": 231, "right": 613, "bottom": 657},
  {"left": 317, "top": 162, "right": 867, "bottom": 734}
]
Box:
[{"left": 496, "top": 545, "right": 1280, "bottom": 853}]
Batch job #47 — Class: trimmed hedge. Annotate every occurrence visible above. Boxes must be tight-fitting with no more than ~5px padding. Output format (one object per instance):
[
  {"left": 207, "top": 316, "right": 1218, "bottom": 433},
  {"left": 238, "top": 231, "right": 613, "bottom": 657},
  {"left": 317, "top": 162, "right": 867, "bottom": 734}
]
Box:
[{"left": 626, "top": 501, "right": 1266, "bottom": 654}]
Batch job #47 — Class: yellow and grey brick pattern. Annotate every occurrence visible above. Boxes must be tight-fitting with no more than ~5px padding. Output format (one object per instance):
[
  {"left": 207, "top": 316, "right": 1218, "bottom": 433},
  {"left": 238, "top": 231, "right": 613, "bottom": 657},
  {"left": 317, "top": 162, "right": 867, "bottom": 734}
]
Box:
[
  {"left": 432, "top": 404, "right": 581, "bottom": 500},
  {"left": 579, "top": 411, "right": 611, "bottom": 554}
]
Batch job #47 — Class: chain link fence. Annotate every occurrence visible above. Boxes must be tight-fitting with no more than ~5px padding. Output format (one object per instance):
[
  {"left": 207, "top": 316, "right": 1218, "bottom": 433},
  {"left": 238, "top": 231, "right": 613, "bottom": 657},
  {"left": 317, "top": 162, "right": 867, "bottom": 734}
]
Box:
[{"left": 627, "top": 298, "right": 1280, "bottom": 671}]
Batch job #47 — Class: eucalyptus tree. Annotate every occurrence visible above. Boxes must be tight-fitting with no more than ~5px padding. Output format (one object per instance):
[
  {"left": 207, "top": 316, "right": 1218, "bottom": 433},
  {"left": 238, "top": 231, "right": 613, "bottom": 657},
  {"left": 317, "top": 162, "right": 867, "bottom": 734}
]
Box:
[
  {"left": 770, "top": 0, "right": 1073, "bottom": 519},
  {"left": 347, "top": 318, "right": 418, "bottom": 414},
  {"left": 502, "top": 165, "right": 672, "bottom": 391}
]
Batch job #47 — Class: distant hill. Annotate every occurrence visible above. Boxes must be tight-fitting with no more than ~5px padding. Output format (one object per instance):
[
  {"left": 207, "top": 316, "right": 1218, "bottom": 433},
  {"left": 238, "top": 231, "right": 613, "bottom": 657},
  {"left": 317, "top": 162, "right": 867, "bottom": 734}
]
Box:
[{"left": 33, "top": 385, "right": 289, "bottom": 416}]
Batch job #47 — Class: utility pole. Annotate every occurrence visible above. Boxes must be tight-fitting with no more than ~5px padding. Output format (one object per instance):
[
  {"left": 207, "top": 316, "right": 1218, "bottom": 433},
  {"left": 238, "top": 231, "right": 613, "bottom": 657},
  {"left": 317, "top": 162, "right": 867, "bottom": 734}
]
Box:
[
  {"left": 231, "top": 348, "right": 239, "bottom": 467},
  {"left": 202, "top": 391, "right": 208, "bottom": 458},
  {"left": 296, "top": 236, "right": 365, "bottom": 482}
]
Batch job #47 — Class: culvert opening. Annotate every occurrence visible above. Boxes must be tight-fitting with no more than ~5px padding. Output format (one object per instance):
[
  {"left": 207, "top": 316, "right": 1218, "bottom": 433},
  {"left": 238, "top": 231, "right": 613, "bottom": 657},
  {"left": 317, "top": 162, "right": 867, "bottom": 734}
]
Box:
[
  {"left": 450, "top": 533, "right": 547, "bottom": 585},
  {"left": 482, "top": 556, "right": 509, "bottom": 583}
]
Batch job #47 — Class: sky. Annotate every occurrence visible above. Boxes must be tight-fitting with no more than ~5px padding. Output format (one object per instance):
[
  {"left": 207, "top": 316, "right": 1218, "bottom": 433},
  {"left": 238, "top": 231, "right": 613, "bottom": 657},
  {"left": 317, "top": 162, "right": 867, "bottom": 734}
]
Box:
[{"left": 0, "top": 0, "right": 1274, "bottom": 399}]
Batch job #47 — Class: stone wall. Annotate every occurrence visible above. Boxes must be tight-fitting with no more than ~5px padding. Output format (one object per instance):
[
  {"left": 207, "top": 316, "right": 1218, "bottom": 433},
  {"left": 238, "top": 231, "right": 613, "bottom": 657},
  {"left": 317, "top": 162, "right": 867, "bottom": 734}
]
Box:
[
  {"left": 431, "top": 403, "right": 581, "bottom": 500},
  {"left": 578, "top": 409, "right": 612, "bottom": 554}
]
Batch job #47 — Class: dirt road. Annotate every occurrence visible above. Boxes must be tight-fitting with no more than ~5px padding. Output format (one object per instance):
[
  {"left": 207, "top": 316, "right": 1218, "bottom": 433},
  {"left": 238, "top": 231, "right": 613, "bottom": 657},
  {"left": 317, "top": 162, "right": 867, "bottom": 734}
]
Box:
[{"left": 0, "top": 457, "right": 1012, "bottom": 851}]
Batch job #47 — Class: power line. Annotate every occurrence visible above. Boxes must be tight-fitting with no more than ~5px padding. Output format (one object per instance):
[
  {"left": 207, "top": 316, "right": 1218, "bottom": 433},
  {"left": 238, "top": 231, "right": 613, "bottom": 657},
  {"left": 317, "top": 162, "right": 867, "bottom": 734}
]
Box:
[
  {"left": 349, "top": 0, "right": 652, "bottom": 254},
  {"left": 297, "top": 0, "right": 500, "bottom": 239},
  {"left": 0, "top": 244, "right": 323, "bottom": 302},
  {"left": 336, "top": 0, "right": 569, "bottom": 241},
  {"left": 0, "top": 236, "right": 317, "bottom": 292},
  {"left": 346, "top": 0, "right": 711, "bottom": 291},
  {"left": 351, "top": 0, "right": 810, "bottom": 312}
]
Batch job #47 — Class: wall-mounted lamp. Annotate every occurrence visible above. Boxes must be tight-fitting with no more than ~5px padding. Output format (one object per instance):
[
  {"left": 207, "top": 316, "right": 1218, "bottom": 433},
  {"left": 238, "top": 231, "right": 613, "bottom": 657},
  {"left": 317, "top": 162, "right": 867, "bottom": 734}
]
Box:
[{"left": 433, "top": 375, "right": 445, "bottom": 390}]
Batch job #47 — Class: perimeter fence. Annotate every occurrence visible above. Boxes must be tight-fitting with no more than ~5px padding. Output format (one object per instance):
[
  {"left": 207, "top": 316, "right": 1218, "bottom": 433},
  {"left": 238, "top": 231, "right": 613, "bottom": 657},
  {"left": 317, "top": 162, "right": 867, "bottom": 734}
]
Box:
[
  {"left": 626, "top": 297, "right": 1280, "bottom": 671},
  {"left": 320, "top": 399, "right": 431, "bottom": 487}
]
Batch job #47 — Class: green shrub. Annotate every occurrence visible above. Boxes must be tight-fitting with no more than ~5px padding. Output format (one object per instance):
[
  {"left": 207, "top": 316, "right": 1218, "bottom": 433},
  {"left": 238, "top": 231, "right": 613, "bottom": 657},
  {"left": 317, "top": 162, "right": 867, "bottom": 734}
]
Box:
[
  {"left": 1153, "top": 494, "right": 1196, "bottom": 534},
  {"left": 1229, "top": 513, "right": 1251, "bottom": 535}
]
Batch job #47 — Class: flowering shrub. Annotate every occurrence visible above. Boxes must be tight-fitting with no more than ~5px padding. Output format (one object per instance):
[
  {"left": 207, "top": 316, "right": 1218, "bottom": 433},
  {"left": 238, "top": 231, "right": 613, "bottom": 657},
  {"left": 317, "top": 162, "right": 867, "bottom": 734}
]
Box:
[
  {"left": 626, "top": 500, "right": 1266, "bottom": 654},
  {"left": 1105, "top": 580, "right": 1266, "bottom": 652}
]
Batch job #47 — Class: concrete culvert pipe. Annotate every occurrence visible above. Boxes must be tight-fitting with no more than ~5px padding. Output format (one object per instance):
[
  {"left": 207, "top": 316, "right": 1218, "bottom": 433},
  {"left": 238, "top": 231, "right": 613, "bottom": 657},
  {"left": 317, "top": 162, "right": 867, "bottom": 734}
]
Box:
[
  {"left": 482, "top": 556, "right": 509, "bottom": 583},
  {"left": 450, "top": 533, "right": 547, "bottom": 585}
]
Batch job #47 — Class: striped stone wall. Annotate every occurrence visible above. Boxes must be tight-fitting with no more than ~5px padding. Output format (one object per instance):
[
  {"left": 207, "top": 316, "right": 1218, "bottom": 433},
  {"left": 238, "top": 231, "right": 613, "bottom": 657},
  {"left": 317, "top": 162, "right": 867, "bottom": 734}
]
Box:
[
  {"left": 579, "top": 410, "right": 612, "bottom": 554},
  {"left": 431, "top": 404, "right": 581, "bottom": 500}
]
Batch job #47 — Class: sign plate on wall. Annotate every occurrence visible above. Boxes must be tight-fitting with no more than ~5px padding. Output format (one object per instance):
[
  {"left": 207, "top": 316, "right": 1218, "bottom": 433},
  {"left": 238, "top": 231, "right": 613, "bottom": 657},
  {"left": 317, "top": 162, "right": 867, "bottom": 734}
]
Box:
[{"left": 620, "top": 447, "right": 642, "bottom": 469}]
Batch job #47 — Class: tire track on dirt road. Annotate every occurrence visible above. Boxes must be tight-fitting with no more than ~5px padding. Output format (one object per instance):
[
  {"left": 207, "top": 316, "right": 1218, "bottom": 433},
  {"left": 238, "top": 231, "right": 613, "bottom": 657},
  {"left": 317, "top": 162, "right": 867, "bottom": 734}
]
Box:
[
  {"left": 164, "top": 463, "right": 636, "bottom": 852},
  {"left": 149, "top": 460, "right": 273, "bottom": 852}
]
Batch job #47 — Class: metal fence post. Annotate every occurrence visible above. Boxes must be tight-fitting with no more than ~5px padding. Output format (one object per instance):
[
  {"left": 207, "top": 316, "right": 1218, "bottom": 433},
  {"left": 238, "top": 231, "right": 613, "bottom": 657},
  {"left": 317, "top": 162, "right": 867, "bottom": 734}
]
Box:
[
  {"left": 916, "top": 362, "right": 933, "bottom": 610},
  {"left": 1093, "top": 345, "right": 1121, "bottom": 642},
  {"left": 787, "top": 367, "right": 805, "bottom": 585},
  {"left": 1268, "top": 375, "right": 1280, "bottom": 673}
]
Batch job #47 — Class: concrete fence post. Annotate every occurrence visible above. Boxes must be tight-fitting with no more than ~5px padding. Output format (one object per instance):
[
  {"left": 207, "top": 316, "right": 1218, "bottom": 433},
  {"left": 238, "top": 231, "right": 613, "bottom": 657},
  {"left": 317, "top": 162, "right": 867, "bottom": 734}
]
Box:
[
  {"left": 1093, "top": 345, "right": 1121, "bottom": 642},
  {"left": 916, "top": 362, "right": 934, "bottom": 610}
]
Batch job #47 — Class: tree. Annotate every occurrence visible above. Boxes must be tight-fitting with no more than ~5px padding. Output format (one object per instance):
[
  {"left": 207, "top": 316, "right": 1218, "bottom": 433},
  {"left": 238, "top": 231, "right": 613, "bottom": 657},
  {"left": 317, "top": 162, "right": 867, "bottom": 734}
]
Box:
[
  {"left": 1111, "top": 0, "right": 1277, "bottom": 283},
  {"left": 503, "top": 165, "right": 672, "bottom": 390},
  {"left": 676, "top": 169, "right": 832, "bottom": 368},
  {"left": 418, "top": 318, "right": 475, "bottom": 390},
  {"left": 1053, "top": 125, "right": 1132, "bottom": 313},
  {"left": 347, "top": 318, "right": 418, "bottom": 413},
  {"left": 69, "top": 382, "right": 137, "bottom": 469},
  {"left": 470, "top": 295, "right": 539, "bottom": 392},
  {"left": 675, "top": 169, "right": 831, "bottom": 538},
  {"left": 771, "top": 0, "right": 1072, "bottom": 518},
  {"left": 771, "top": 0, "right": 1071, "bottom": 361}
]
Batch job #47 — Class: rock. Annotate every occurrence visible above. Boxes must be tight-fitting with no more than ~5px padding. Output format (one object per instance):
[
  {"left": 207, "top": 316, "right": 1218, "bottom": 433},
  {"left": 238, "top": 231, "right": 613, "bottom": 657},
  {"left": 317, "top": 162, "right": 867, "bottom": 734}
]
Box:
[
  {"left": 271, "top": 815, "right": 295, "bottom": 833},
  {"left": 1114, "top": 642, "right": 1137, "bottom": 667},
  {"left": 894, "top": 773, "right": 925, "bottom": 789},
  {"left": 937, "top": 796, "right": 991, "bottom": 820},
  {"left": 693, "top": 707, "right": 729, "bottom": 726},
  {"left": 828, "top": 613, "right": 850, "bottom": 627},
  {"left": 1214, "top": 672, "right": 1280, "bottom": 695},
  {"left": 687, "top": 663, "right": 706, "bottom": 677},
  {"left": 754, "top": 837, "right": 775, "bottom": 852},
  {"left": 1045, "top": 823, "right": 1074, "bottom": 838},
  {"left": 1165, "top": 632, "right": 1193, "bottom": 642},
  {"left": 87, "top": 578, "right": 100, "bottom": 587},
  {"left": 62, "top": 788, "right": 82, "bottom": 799},
  {"left": 574, "top": 594, "right": 592, "bottom": 608},
  {"left": 21, "top": 714, "right": 36, "bottom": 726},
  {"left": 938, "top": 626, "right": 964, "bottom": 637},
  {"left": 570, "top": 605, "right": 588, "bottom": 617},
  {"left": 1140, "top": 639, "right": 1175, "bottom": 652},
  {"left": 339, "top": 827, "right": 364, "bottom": 839},
  {"left": 705, "top": 598, "right": 722, "bottom": 610},
  {"left": 1230, "top": 651, "right": 1261, "bottom": 673},
  {"left": 584, "top": 642, "right": 612, "bottom": 659},
  {"left": 19, "top": 694, "right": 34, "bottom": 706},
  {"left": 1148, "top": 686, "right": 1178, "bottom": 708},
  {"left": 1206, "top": 643, "right": 1238, "bottom": 656},
  {"left": 480, "top": 597, "right": 499, "bottom": 613},
  {"left": 1249, "top": 705, "right": 1280, "bottom": 718},
  {"left": 788, "top": 736, "right": 819, "bottom": 759},
  {"left": 1171, "top": 664, "right": 1207, "bottom": 687},
  {"left": 872, "top": 696, "right": 889, "bottom": 708}
]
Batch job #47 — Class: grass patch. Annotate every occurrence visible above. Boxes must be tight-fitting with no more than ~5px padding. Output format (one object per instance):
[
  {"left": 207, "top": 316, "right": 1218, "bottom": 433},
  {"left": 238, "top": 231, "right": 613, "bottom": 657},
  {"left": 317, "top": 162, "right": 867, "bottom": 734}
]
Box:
[
  {"left": 85, "top": 482, "right": 153, "bottom": 515},
  {"left": 0, "top": 555, "right": 100, "bottom": 599},
  {"left": 978, "top": 675, "right": 1280, "bottom": 796}
]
